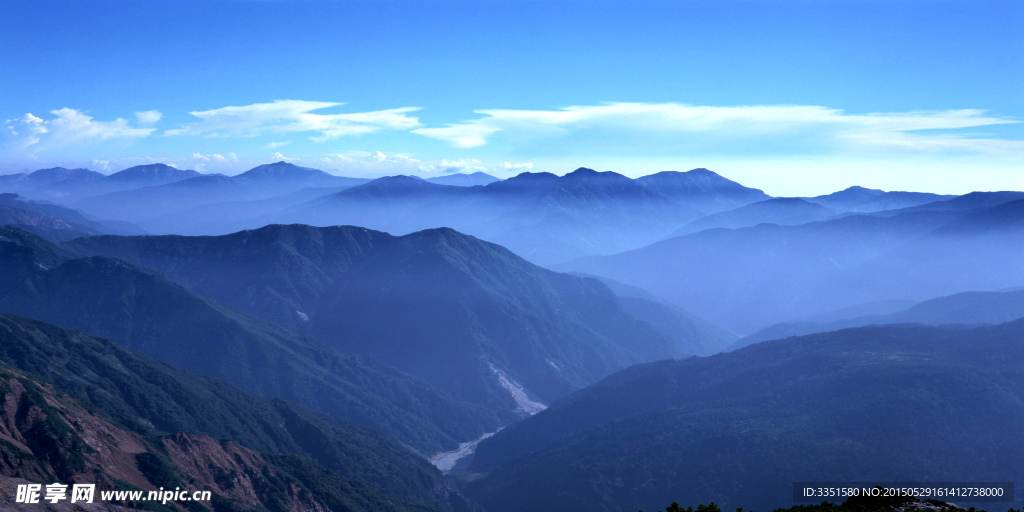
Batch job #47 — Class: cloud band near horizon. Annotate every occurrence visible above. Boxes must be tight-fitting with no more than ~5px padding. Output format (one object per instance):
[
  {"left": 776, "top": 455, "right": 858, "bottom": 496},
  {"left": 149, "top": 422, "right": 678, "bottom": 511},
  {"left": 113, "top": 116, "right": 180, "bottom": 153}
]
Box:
[{"left": 4, "top": 100, "right": 1022, "bottom": 161}]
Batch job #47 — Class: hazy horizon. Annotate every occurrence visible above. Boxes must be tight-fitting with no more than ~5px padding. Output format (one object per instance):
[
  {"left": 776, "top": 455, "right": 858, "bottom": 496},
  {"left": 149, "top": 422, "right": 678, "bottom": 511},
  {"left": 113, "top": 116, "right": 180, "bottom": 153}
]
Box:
[{"left": 2, "top": 0, "right": 1021, "bottom": 197}]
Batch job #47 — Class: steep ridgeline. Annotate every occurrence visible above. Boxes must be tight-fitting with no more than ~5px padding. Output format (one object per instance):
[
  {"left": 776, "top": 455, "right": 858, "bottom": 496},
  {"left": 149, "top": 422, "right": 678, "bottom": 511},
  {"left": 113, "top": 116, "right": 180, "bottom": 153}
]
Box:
[
  {"left": 563, "top": 197, "right": 1024, "bottom": 334},
  {"left": 671, "top": 197, "right": 836, "bottom": 237},
  {"left": 64, "top": 224, "right": 679, "bottom": 414},
  {"left": 0, "top": 354, "right": 437, "bottom": 512},
  {"left": 0, "top": 196, "right": 102, "bottom": 243},
  {"left": 466, "top": 321, "right": 1024, "bottom": 512},
  {"left": 0, "top": 227, "right": 504, "bottom": 456},
  {"left": 0, "top": 225, "right": 73, "bottom": 294},
  {"left": 0, "top": 313, "right": 475, "bottom": 512},
  {"left": 284, "top": 167, "right": 710, "bottom": 265},
  {"left": 804, "top": 185, "right": 953, "bottom": 213},
  {"left": 0, "top": 194, "right": 142, "bottom": 242},
  {"left": 874, "top": 190, "right": 1024, "bottom": 216},
  {"left": 734, "top": 287, "right": 1024, "bottom": 350}
]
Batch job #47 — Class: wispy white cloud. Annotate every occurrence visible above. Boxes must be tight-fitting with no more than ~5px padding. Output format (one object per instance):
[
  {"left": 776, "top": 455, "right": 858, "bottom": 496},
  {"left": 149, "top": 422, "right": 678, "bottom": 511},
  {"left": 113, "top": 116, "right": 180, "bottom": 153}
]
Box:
[
  {"left": 412, "top": 102, "right": 1021, "bottom": 154},
  {"left": 419, "top": 158, "right": 489, "bottom": 175},
  {"left": 263, "top": 141, "right": 291, "bottom": 149},
  {"left": 167, "top": 100, "right": 422, "bottom": 140},
  {"left": 314, "top": 152, "right": 514, "bottom": 177},
  {"left": 503, "top": 162, "right": 533, "bottom": 170},
  {"left": 3, "top": 108, "right": 154, "bottom": 153},
  {"left": 839, "top": 130, "right": 1024, "bottom": 154},
  {"left": 134, "top": 110, "right": 163, "bottom": 124},
  {"left": 270, "top": 151, "right": 295, "bottom": 161},
  {"left": 91, "top": 159, "right": 112, "bottom": 172},
  {"left": 413, "top": 123, "right": 501, "bottom": 149}
]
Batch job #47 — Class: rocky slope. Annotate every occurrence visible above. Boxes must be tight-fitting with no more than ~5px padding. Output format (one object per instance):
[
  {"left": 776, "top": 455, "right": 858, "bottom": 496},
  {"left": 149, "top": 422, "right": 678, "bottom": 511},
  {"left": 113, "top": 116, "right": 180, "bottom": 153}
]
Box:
[{"left": 0, "top": 361, "right": 433, "bottom": 512}]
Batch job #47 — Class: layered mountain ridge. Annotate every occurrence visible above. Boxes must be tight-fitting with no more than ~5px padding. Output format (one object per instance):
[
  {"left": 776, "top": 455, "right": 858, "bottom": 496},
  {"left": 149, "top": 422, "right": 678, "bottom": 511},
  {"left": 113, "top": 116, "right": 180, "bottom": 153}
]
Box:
[{"left": 63, "top": 223, "right": 698, "bottom": 411}]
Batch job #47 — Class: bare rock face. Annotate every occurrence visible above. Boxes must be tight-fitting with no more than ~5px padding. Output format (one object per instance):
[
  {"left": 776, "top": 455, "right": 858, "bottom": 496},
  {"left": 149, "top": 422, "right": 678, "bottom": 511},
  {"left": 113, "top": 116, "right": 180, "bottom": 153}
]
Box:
[
  {"left": 161, "top": 433, "right": 327, "bottom": 512},
  {"left": 0, "top": 368, "right": 152, "bottom": 488},
  {"left": 0, "top": 365, "right": 335, "bottom": 512}
]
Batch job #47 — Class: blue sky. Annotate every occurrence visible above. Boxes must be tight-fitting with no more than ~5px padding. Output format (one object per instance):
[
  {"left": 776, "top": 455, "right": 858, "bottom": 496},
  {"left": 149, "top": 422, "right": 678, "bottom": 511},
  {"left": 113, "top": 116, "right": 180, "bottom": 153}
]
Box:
[{"left": 2, "top": 0, "right": 1021, "bottom": 195}]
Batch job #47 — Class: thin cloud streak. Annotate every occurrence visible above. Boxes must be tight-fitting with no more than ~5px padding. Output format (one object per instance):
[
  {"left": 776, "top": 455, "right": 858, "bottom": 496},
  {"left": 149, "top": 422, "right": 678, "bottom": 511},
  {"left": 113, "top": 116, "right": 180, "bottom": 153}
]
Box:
[
  {"left": 412, "top": 102, "right": 1022, "bottom": 154},
  {"left": 166, "top": 99, "right": 423, "bottom": 140}
]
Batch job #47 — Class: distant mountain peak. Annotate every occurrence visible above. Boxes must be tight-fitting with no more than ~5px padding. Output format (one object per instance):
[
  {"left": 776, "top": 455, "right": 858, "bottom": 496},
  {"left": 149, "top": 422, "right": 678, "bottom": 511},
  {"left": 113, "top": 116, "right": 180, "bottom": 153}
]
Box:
[
  {"left": 108, "top": 163, "right": 199, "bottom": 182},
  {"left": 26, "top": 167, "right": 103, "bottom": 184},
  {"left": 426, "top": 171, "right": 501, "bottom": 187},
  {"left": 563, "top": 167, "right": 631, "bottom": 181},
  {"left": 509, "top": 171, "right": 558, "bottom": 181},
  {"left": 113, "top": 162, "right": 178, "bottom": 172},
  {"left": 641, "top": 168, "right": 740, "bottom": 186},
  {"left": 819, "top": 185, "right": 886, "bottom": 199},
  {"left": 842, "top": 185, "right": 883, "bottom": 193},
  {"left": 337, "top": 174, "right": 448, "bottom": 198},
  {"left": 635, "top": 168, "right": 770, "bottom": 214},
  {"left": 234, "top": 161, "right": 332, "bottom": 181},
  {"left": 684, "top": 167, "right": 717, "bottom": 175}
]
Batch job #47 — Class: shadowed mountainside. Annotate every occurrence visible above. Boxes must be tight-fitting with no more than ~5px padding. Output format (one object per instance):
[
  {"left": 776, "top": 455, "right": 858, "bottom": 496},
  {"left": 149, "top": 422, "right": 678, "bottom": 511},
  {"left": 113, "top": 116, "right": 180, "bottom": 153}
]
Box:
[
  {"left": 0, "top": 227, "right": 506, "bottom": 455},
  {"left": 63, "top": 224, "right": 691, "bottom": 413},
  {"left": 562, "top": 197, "right": 1024, "bottom": 334},
  {"left": 465, "top": 321, "right": 1024, "bottom": 512},
  {"left": 0, "top": 313, "right": 476, "bottom": 512},
  {"left": 733, "top": 287, "right": 1024, "bottom": 350}
]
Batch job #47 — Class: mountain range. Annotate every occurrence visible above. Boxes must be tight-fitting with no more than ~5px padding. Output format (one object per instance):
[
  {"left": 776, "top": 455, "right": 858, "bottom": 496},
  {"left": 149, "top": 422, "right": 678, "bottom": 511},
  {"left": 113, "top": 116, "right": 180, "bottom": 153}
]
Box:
[
  {"left": 75, "top": 162, "right": 371, "bottom": 221},
  {"left": 4, "top": 160, "right": 1024, "bottom": 512},
  {"left": 0, "top": 193, "right": 142, "bottom": 242},
  {"left": 280, "top": 167, "right": 761, "bottom": 264},
  {"left": 6, "top": 163, "right": 777, "bottom": 265},
  {"left": 562, "top": 195, "right": 1024, "bottom": 333},
  {"left": 464, "top": 321, "right": 1024, "bottom": 512},
  {"left": 734, "top": 286, "right": 1024, "bottom": 349},
  {"left": 0, "top": 226, "right": 506, "bottom": 455},
  {"left": 62, "top": 224, "right": 712, "bottom": 411}
]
